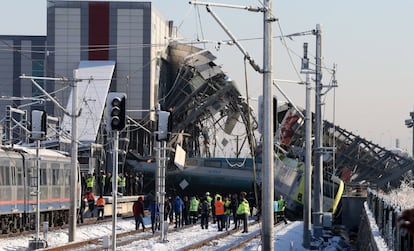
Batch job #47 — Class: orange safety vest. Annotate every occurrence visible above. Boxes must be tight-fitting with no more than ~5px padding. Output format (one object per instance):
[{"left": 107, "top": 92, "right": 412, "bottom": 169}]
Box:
[
  {"left": 84, "top": 192, "right": 95, "bottom": 201},
  {"left": 215, "top": 200, "right": 224, "bottom": 215},
  {"left": 96, "top": 197, "right": 105, "bottom": 207}
]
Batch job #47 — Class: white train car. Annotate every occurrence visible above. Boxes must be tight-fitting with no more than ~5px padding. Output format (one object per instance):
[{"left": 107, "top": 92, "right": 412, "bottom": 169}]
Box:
[{"left": 0, "top": 146, "right": 74, "bottom": 233}]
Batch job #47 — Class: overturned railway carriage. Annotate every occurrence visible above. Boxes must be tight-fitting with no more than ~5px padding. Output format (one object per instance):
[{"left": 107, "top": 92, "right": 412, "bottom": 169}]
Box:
[
  {"left": 127, "top": 154, "right": 342, "bottom": 217},
  {"left": 0, "top": 146, "right": 74, "bottom": 234}
]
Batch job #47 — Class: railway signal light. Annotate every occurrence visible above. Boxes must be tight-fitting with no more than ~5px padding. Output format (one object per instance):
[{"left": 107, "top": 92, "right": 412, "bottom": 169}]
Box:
[
  {"left": 31, "top": 110, "right": 47, "bottom": 139},
  {"left": 157, "top": 110, "right": 170, "bottom": 141},
  {"left": 106, "top": 92, "right": 127, "bottom": 131}
]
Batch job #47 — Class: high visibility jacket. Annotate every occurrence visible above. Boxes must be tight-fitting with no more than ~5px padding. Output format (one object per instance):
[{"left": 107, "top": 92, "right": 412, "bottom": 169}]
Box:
[
  {"left": 189, "top": 198, "right": 199, "bottom": 212},
  {"left": 277, "top": 198, "right": 285, "bottom": 212},
  {"left": 86, "top": 176, "right": 94, "bottom": 188},
  {"left": 224, "top": 200, "right": 231, "bottom": 215},
  {"left": 206, "top": 195, "right": 212, "bottom": 204},
  {"left": 237, "top": 198, "right": 250, "bottom": 216},
  {"left": 119, "top": 176, "right": 126, "bottom": 187},
  {"left": 214, "top": 200, "right": 224, "bottom": 215},
  {"left": 101, "top": 175, "right": 106, "bottom": 185}
]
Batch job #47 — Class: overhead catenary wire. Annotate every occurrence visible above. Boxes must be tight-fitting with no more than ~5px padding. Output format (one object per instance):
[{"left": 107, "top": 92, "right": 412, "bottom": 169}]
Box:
[{"left": 1, "top": 3, "right": 342, "bottom": 150}]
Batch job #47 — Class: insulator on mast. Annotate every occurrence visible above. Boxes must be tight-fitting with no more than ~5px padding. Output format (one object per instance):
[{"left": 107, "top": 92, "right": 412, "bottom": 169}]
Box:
[{"left": 302, "top": 42, "right": 309, "bottom": 70}]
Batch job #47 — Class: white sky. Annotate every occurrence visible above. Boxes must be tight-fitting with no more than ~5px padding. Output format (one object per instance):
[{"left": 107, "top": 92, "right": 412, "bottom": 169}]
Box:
[{"left": 1, "top": 0, "right": 414, "bottom": 154}]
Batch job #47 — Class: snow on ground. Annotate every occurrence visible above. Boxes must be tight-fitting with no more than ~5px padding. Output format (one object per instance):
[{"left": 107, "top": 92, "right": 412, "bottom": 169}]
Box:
[
  {"left": 0, "top": 217, "right": 310, "bottom": 251},
  {"left": 370, "top": 182, "right": 414, "bottom": 211},
  {"left": 4, "top": 186, "right": 409, "bottom": 250}
]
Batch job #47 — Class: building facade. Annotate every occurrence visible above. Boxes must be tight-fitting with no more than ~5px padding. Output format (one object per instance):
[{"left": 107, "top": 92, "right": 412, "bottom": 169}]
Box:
[
  {"left": 0, "top": 36, "right": 47, "bottom": 115},
  {"left": 0, "top": 1, "right": 172, "bottom": 153}
]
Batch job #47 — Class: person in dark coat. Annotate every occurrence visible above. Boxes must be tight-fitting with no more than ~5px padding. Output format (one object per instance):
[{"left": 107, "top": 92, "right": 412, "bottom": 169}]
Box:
[
  {"left": 164, "top": 197, "right": 172, "bottom": 223},
  {"left": 230, "top": 192, "right": 239, "bottom": 229},
  {"left": 96, "top": 171, "right": 105, "bottom": 197},
  {"left": 133, "top": 174, "right": 140, "bottom": 195},
  {"left": 77, "top": 196, "right": 86, "bottom": 224},
  {"left": 149, "top": 199, "right": 160, "bottom": 234},
  {"left": 398, "top": 208, "right": 414, "bottom": 234},
  {"left": 173, "top": 195, "right": 184, "bottom": 228},
  {"left": 126, "top": 173, "right": 133, "bottom": 196},
  {"left": 133, "top": 197, "right": 145, "bottom": 231},
  {"left": 199, "top": 196, "right": 210, "bottom": 229},
  {"left": 138, "top": 172, "right": 144, "bottom": 193},
  {"left": 182, "top": 195, "right": 190, "bottom": 225},
  {"left": 104, "top": 172, "right": 112, "bottom": 195}
]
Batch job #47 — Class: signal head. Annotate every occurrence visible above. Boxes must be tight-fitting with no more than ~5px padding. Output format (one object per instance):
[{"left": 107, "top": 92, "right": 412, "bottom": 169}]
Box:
[{"left": 106, "top": 92, "right": 127, "bottom": 131}]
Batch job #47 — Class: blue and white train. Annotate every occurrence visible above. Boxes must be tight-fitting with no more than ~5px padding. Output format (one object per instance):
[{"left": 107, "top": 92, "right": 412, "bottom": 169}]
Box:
[{"left": 0, "top": 146, "right": 75, "bottom": 234}]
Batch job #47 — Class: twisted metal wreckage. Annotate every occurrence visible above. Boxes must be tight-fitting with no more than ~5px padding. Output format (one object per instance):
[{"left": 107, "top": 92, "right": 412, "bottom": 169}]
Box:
[{"left": 127, "top": 42, "right": 414, "bottom": 199}]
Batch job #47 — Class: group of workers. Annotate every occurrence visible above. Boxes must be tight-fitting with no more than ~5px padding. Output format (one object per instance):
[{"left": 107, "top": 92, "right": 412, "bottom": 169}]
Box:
[
  {"left": 82, "top": 171, "right": 144, "bottom": 197},
  {"left": 77, "top": 189, "right": 288, "bottom": 234},
  {"left": 77, "top": 189, "right": 106, "bottom": 224},
  {"left": 146, "top": 191, "right": 255, "bottom": 234}
]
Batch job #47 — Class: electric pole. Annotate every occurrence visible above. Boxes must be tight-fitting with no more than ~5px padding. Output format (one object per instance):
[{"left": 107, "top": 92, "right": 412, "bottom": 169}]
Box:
[{"left": 313, "top": 24, "right": 324, "bottom": 239}]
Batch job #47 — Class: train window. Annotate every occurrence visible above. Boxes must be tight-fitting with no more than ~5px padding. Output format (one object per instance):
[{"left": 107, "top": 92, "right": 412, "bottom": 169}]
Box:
[
  {"left": 0, "top": 158, "right": 9, "bottom": 185},
  {"left": 16, "top": 166, "right": 23, "bottom": 185},
  {"left": 0, "top": 167, "right": 3, "bottom": 185},
  {"left": 10, "top": 166, "right": 16, "bottom": 186},
  {"left": 40, "top": 163, "right": 47, "bottom": 185},
  {"left": 64, "top": 168, "right": 70, "bottom": 185},
  {"left": 52, "top": 169, "right": 58, "bottom": 185},
  {"left": 0, "top": 166, "right": 10, "bottom": 185},
  {"left": 51, "top": 163, "right": 64, "bottom": 185}
]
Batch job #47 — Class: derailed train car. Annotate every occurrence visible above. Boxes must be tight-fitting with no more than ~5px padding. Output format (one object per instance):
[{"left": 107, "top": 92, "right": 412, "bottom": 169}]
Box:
[
  {"left": 0, "top": 146, "right": 75, "bottom": 234},
  {"left": 126, "top": 153, "right": 343, "bottom": 217},
  {"left": 124, "top": 42, "right": 343, "bottom": 217}
]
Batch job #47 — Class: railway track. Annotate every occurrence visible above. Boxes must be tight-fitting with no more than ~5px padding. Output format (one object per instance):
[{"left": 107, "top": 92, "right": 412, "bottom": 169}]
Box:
[
  {"left": 0, "top": 215, "right": 127, "bottom": 239},
  {"left": 0, "top": 217, "right": 105, "bottom": 239},
  {"left": 179, "top": 220, "right": 286, "bottom": 250},
  {"left": 41, "top": 218, "right": 287, "bottom": 250}
]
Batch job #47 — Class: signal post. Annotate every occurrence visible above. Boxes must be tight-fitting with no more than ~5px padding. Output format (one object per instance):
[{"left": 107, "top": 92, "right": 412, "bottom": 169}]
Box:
[
  {"left": 155, "top": 104, "right": 170, "bottom": 242},
  {"left": 106, "top": 92, "right": 127, "bottom": 250}
]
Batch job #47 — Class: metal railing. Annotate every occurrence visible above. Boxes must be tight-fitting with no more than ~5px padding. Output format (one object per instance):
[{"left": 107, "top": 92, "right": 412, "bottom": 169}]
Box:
[{"left": 365, "top": 189, "right": 414, "bottom": 250}]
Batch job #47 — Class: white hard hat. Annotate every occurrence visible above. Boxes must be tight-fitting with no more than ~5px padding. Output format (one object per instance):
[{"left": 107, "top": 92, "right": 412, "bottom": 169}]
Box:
[{"left": 206, "top": 192, "right": 210, "bottom": 196}]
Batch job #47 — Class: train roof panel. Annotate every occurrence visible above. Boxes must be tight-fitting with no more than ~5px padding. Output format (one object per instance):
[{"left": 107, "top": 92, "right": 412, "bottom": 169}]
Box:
[{"left": 6, "top": 145, "right": 69, "bottom": 158}]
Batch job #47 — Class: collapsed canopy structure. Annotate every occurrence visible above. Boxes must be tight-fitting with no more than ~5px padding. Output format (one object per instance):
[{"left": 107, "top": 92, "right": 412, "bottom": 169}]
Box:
[
  {"left": 158, "top": 42, "right": 413, "bottom": 190},
  {"left": 158, "top": 42, "right": 257, "bottom": 158}
]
